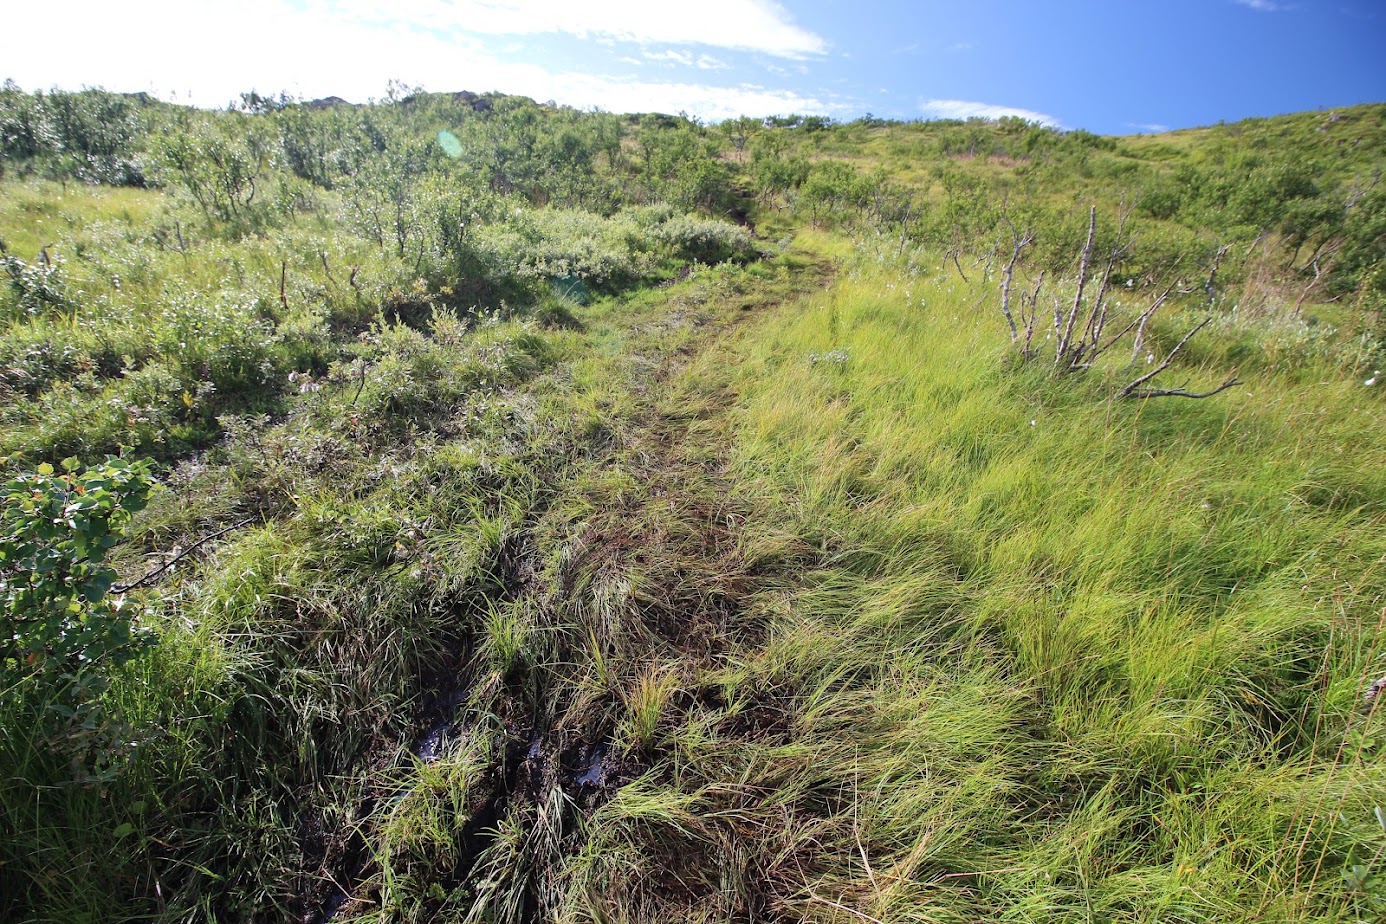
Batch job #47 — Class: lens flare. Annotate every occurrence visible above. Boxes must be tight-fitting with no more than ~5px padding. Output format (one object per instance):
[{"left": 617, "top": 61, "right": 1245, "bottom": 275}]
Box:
[{"left": 437, "top": 130, "right": 462, "bottom": 158}]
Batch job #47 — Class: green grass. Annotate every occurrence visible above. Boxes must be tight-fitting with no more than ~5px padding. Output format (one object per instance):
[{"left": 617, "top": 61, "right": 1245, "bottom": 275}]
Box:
[
  {"left": 2, "top": 95, "right": 1385, "bottom": 924},
  {"left": 687, "top": 243, "right": 1386, "bottom": 921}
]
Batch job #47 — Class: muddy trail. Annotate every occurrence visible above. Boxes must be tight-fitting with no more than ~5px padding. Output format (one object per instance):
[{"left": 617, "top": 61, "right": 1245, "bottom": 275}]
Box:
[{"left": 301, "top": 253, "right": 835, "bottom": 923}]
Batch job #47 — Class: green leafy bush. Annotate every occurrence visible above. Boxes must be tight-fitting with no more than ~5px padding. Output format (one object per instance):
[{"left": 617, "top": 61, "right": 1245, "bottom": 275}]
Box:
[
  {"left": 0, "top": 248, "right": 76, "bottom": 318},
  {"left": 1, "top": 456, "right": 154, "bottom": 682}
]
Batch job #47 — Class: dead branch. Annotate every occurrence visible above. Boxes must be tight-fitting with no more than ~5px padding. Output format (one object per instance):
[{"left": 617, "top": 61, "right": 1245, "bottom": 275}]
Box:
[
  {"left": 1204, "top": 243, "right": 1229, "bottom": 304},
  {"left": 1123, "top": 371, "right": 1242, "bottom": 400},
  {"left": 349, "top": 265, "right": 363, "bottom": 304},
  {"left": 1070, "top": 204, "right": 1132, "bottom": 368},
  {"left": 113, "top": 517, "right": 256, "bottom": 593},
  {"left": 1085, "top": 282, "right": 1174, "bottom": 361},
  {"left": 1119, "top": 317, "right": 1229, "bottom": 398},
  {"left": 1293, "top": 241, "right": 1341, "bottom": 315},
  {"left": 1055, "top": 206, "right": 1097, "bottom": 368},
  {"left": 1021, "top": 270, "right": 1045, "bottom": 357},
  {"left": 999, "top": 218, "right": 1033, "bottom": 344},
  {"left": 1345, "top": 168, "right": 1380, "bottom": 211},
  {"left": 948, "top": 248, "right": 970, "bottom": 283}
]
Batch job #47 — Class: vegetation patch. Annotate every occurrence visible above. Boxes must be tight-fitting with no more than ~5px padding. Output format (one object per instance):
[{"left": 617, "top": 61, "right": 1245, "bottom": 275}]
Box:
[{"left": 0, "top": 85, "right": 1383, "bottom": 923}]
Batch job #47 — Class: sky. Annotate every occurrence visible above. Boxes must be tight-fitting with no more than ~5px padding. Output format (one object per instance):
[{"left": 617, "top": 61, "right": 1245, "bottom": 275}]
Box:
[{"left": 4, "top": 0, "right": 1384, "bottom": 134}]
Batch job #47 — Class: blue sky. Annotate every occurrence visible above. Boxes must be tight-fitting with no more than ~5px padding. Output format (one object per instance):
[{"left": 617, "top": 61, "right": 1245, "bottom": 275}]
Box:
[{"left": 6, "top": 0, "right": 1383, "bottom": 133}]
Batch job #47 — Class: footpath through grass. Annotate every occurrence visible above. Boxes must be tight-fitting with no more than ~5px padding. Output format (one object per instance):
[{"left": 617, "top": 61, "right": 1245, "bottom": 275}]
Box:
[
  {"left": 4, "top": 208, "right": 1384, "bottom": 922},
  {"left": 0, "top": 214, "right": 832, "bottom": 922}
]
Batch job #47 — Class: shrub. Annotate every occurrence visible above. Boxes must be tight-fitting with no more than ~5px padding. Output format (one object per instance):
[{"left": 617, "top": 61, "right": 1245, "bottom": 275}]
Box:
[
  {"left": 652, "top": 214, "right": 757, "bottom": 265},
  {"left": 1, "top": 456, "right": 154, "bottom": 686},
  {"left": 0, "top": 247, "right": 76, "bottom": 318}
]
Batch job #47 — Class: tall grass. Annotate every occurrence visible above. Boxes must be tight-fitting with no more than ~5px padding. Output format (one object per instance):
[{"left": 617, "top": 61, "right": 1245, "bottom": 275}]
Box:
[{"left": 690, "top": 243, "right": 1386, "bottom": 920}]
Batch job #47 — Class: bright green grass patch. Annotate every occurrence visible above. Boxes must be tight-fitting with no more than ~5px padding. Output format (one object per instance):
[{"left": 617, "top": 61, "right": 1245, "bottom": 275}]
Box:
[{"left": 719, "top": 246, "right": 1386, "bottom": 921}]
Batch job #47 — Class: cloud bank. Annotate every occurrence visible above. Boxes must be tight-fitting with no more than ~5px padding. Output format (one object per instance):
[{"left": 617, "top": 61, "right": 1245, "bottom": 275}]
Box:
[
  {"left": 2, "top": 0, "right": 830, "bottom": 119},
  {"left": 320, "top": 0, "right": 827, "bottom": 57},
  {"left": 919, "top": 98, "right": 1063, "bottom": 128}
]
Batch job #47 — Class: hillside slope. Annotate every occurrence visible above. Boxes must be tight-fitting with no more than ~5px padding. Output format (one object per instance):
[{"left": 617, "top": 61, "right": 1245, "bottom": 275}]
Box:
[{"left": 0, "top": 88, "right": 1383, "bottom": 922}]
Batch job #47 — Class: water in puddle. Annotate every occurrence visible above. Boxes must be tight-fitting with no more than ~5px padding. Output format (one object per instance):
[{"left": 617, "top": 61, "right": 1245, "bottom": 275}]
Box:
[{"left": 573, "top": 744, "right": 607, "bottom": 787}]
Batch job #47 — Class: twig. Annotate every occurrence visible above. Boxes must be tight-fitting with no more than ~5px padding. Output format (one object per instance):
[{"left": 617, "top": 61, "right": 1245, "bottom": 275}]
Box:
[
  {"left": 113, "top": 517, "right": 255, "bottom": 593},
  {"left": 1056, "top": 206, "right": 1097, "bottom": 368},
  {"left": 279, "top": 260, "right": 289, "bottom": 312},
  {"left": 950, "top": 249, "right": 970, "bottom": 284},
  {"left": 1089, "top": 282, "right": 1174, "bottom": 360},
  {"left": 1072, "top": 205, "right": 1131, "bottom": 367},
  {"left": 805, "top": 891, "right": 888, "bottom": 924},
  {"left": 999, "top": 217, "right": 1033, "bottom": 345},
  {"left": 350, "top": 361, "right": 371, "bottom": 406},
  {"left": 1118, "top": 317, "right": 1212, "bottom": 397},
  {"left": 1204, "top": 243, "right": 1229, "bottom": 304},
  {"left": 1293, "top": 242, "right": 1340, "bottom": 315},
  {"left": 1021, "top": 270, "right": 1045, "bottom": 357},
  {"left": 1122, "top": 371, "right": 1242, "bottom": 400}
]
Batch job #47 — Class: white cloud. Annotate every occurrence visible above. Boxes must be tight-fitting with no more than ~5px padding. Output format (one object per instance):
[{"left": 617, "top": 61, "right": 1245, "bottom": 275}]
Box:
[
  {"left": 644, "top": 49, "right": 697, "bottom": 66},
  {"left": 949, "top": 41, "right": 975, "bottom": 51},
  {"left": 2, "top": 0, "right": 828, "bottom": 119},
  {"left": 1231, "top": 0, "right": 1285, "bottom": 9},
  {"left": 589, "top": 80, "right": 830, "bottom": 119},
  {"left": 920, "top": 99, "right": 1063, "bottom": 128},
  {"left": 1126, "top": 121, "right": 1170, "bottom": 133},
  {"left": 316, "top": 0, "right": 827, "bottom": 57},
  {"left": 639, "top": 50, "right": 727, "bottom": 71}
]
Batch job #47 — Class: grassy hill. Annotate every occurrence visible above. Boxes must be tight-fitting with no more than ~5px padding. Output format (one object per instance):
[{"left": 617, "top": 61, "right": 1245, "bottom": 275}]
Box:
[{"left": 1, "top": 86, "right": 1384, "bottom": 923}]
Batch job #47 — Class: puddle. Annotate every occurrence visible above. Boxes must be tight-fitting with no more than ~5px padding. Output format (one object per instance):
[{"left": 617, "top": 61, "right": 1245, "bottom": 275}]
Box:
[
  {"left": 572, "top": 744, "right": 607, "bottom": 788},
  {"left": 415, "top": 720, "right": 453, "bottom": 762}
]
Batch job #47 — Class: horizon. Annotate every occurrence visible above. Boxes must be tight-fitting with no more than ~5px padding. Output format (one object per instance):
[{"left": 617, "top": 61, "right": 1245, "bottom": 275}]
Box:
[{"left": 5, "top": 1, "right": 1385, "bottom": 134}]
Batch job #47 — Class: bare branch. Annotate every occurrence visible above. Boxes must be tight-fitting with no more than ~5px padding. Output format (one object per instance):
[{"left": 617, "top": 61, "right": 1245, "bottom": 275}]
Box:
[
  {"left": 1119, "top": 317, "right": 1214, "bottom": 398},
  {"left": 1293, "top": 241, "right": 1341, "bottom": 315},
  {"left": 114, "top": 517, "right": 256, "bottom": 593},
  {"left": 1055, "top": 206, "right": 1097, "bottom": 368},
  {"left": 998, "top": 219, "right": 1033, "bottom": 344},
  {"left": 1204, "top": 243, "right": 1229, "bottom": 305},
  {"left": 1085, "top": 283, "right": 1175, "bottom": 360},
  {"left": 950, "top": 248, "right": 971, "bottom": 283},
  {"left": 1123, "top": 371, "right": 1242, "bottom": 400},
  {"left": 1022, "top": 270, "right": 1045, "bottom": 357}
]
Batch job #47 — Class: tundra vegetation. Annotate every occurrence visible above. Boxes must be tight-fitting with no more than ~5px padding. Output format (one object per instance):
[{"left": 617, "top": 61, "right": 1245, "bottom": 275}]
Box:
[{"left": 0, "top": 81, "right": 1384, "bottom": 923}]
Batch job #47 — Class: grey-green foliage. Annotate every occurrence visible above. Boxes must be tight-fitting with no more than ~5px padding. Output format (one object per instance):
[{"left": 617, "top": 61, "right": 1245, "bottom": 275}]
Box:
[
  {"left": 0, "top": 81, "right": 153, "bottom": 185},
  {"left": 0, "top": 246, "right": 76, "bottom": 318}
]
